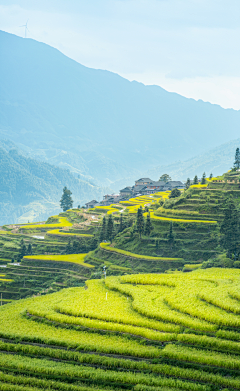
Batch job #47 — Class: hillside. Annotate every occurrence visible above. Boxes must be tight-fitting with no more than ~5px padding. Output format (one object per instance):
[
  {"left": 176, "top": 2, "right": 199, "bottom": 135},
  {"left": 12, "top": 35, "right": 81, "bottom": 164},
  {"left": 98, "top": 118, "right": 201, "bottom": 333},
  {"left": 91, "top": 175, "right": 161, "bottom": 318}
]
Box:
[
  {"left": 0, "top": 169, "right": 239, "bottom": 302},
  {"left": 0, "top": 170, "right": 240, "bottom": 389},
  {"left": 0, "top": 140, "right": 105, "bottom": 225},
  {"left": 146, "top": 137, "right": 240, "bottom": 182},
  {"left": 1, "top": 30, "right": 240, "bottom": 187}
]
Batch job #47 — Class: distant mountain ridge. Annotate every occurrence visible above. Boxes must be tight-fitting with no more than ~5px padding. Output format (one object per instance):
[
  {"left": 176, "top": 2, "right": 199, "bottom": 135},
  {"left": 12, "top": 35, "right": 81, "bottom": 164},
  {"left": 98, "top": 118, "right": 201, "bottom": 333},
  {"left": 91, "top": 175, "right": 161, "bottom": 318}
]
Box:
[
  {"left": 1, "top": 30, "right": 240, "bottom": 189},
  {"left": 0, "top": 140, "right": 106, "bottom": 225},
  {"left": 145, "top": 138, "right": 240, "bottom": 182}
]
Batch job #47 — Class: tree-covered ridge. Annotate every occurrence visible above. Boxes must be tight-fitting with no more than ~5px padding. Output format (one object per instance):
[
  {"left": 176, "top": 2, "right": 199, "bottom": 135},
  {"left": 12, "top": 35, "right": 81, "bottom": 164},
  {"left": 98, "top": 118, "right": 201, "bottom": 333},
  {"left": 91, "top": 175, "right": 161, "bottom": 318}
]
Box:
[{"left": 0, "top": 147, "right": 105, "bottom": 225}]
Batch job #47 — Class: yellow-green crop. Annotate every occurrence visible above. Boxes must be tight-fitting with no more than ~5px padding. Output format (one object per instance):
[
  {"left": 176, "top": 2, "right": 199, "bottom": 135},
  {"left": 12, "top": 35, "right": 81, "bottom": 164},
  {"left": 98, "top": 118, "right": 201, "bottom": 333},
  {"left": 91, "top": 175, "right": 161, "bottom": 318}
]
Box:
[
  {"left": 46, "top": 229, "right": 93, "bottom": 237},
  {"left": 23, "top": 253, "right": 94, "bottom": 268},
  {"left": 100, "top": 242, "right": 184, "bottom": 261}
]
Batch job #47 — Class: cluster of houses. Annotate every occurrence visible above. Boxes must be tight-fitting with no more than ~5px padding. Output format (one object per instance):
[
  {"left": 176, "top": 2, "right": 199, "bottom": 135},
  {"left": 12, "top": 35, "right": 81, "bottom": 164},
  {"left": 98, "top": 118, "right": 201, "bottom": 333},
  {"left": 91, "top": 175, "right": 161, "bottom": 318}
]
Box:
[{"left": 85, "top": 177, "right": 185, "bottom": 209}]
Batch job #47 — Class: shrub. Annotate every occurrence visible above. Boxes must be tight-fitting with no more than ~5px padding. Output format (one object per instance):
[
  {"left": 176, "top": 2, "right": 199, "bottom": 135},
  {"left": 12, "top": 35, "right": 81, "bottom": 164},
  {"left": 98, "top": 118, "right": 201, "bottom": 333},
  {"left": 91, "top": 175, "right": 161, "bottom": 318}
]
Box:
[{"left": 169, "top": 188, "right": 181, "bottom": 198}]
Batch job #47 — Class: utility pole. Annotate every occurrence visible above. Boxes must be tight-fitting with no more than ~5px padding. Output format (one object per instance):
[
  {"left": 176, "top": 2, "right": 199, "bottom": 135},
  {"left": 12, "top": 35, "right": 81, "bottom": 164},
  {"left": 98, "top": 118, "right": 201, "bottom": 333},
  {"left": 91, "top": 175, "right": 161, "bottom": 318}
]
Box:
[
  {"left": 1, "top": 293, "right": 2, "bottom": 306},
  {"left": 103, "top": 265, "right": 106, "bottom": 279}
]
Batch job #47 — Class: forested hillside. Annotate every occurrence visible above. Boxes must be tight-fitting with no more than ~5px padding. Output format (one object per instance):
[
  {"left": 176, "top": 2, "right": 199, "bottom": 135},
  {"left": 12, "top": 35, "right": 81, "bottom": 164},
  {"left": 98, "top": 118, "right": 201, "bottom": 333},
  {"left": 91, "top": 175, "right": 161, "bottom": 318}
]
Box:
[{"left": 0, "top": 143, "right": 105, "bottom": 225}]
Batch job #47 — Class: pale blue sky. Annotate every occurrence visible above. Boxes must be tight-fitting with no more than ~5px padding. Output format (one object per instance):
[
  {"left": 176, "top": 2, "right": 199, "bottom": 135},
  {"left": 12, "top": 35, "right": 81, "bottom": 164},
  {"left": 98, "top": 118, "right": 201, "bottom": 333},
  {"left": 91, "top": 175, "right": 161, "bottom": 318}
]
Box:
[{"left": 1, "top": 0, "right": 240, "bottom": 109}]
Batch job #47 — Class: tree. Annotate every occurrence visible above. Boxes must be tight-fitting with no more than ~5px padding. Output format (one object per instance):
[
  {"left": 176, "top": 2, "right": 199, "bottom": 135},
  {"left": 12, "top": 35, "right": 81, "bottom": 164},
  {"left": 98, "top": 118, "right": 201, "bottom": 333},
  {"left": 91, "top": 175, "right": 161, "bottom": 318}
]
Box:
[
  {"left": 155, "top": 239, "right": 159, "bottom": 254},
  {"left": 144, "top": 213, "right": 153, "bottom": 236},
  {"left": 168, "top": 222, "right": 175, "bottom": 249},
  {"left": 209, "top": 173, "right": 213, "bottom": 179},
  {"left": 169, "top": 188, "right": 181, "bottom": 198},
  {"left": 201, "top": 172, "right": 206, "bottom": 184},
  {"left": 234, "top": 148, "right": 240, "bottom": 170},
  {"left": 100, "top": 216, "right": 106, "bottom": 242},
  {"left": 72, "top": 240, "right": 79, "bottom": 254},
  {"left": 193, "top": 175, "right": 198, "bottom": 185},
  {"left": 65, "top": 238, "right": 72, "bottom": 254},
  {"left": 60, "top": 187, "right": 73, "bottom": 211},
  {"left": 17, "top": 239, "right": 26, "bottom": 262},
  {"left": 220, "top": 196, "right": 240, "bottom": 260},
  {"left": 27, "top": 243, "right": 32, "bottom": 255},
  {"left": 106, "top": 215, "right": 114, "bottom": 242},
  {"left": 91, "top": 236, "right": 98, "bottom": 250},
  {"left": 159, "top": 174, "right": 171, "bottom": 183},
  {"left": 185, "top": 178, "right": 191, "bottom": 189},
  {"left": 118, "top": 214, "right": 124, "bottom": 233},
  {"left": 136, "top": 206, "right": 145, "bottom": 238}
]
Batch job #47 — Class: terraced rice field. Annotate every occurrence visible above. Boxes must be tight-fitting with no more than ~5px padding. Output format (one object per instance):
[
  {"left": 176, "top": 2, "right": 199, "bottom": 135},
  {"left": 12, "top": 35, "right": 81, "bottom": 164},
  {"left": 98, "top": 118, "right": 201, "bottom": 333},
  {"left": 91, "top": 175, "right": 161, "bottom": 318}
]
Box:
[
  {"left": 100, "top": 242, "right": 184, "bottom": 262},
  {"left": 21, "top": 216, "right": 72, "bottom": 230},
  {"left": 23, "top": 253, "right": 94, "bottom": 268},
  {"left": 46, "top": 229, "right": 94, "bottom": 237},
  {"left": 1, "top": 268, "right": 240, "bottom": 390}
]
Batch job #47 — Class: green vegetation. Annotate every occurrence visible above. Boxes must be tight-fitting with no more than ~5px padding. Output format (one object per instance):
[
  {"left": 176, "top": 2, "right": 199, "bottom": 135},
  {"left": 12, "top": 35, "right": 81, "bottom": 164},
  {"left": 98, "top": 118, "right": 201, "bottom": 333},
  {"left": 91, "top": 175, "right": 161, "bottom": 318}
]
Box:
[
  {"left": 0, "top": 269, "right": 240, "bottom": 390},
  {"left": 60, "top": 186, "right": 74, "bottom": 212},
  {"left": 100, "top": 242, "right": 184, "bottom": 262},
  {"left": 0, "top": 144, "right": 104, "bottom": 226},
  {"left": 23, "top": 253, "right": 94, "bottom": 267}
]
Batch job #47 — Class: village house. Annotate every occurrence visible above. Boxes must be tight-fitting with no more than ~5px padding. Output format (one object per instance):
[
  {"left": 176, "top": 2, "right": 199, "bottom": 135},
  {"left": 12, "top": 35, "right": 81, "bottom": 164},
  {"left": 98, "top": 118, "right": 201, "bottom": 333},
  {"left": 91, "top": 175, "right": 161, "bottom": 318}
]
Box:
[
  {"left": 135, "top": 178, "right": 153, "bottom": 186},
  {"left": 104, "top": 194, "right": 121, "bottom": 203},
  {"left": 100, "top": 177, "right": 185, "bottom": 207},
  {"left": 119, "top": 186, "right": 133, "bottom": 198},
  {"left": 85, "top": 200, "right": 98, "bottom": 209}
]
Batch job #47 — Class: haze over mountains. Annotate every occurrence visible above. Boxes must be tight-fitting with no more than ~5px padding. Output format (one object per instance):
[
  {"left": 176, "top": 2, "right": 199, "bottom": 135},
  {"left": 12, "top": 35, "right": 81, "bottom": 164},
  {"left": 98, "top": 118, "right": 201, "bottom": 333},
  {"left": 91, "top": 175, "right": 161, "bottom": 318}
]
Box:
[
  {"left": 0, "top": 140, "right": 106, "bottom": 225},
  {"left": 1, "top": 30, "right": 240, "bottom": 223},
  {"left": 1, "top": 31, "right": 240, "bottom": 181}
]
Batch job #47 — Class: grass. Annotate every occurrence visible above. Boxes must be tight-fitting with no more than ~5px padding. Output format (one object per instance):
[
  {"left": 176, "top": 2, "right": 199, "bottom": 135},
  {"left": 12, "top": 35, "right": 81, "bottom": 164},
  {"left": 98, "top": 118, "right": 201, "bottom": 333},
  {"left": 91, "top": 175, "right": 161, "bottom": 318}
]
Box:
[
  {"left": 21, "top": 216, "right": 72, "bottom": 230},
  {"left": 0, "top": 278, "right": 13, "bottom": 282},
  {"left": 46, "top": 229, "right": 93, "bottom": 237},
  {"left": 148, "top": 211, "right": 217, "bottom": 224},
  {"left": 100, "top": 242, "right": 184, "bottom": 261},
  {"left": 0, "top": 269, "right": 240, "bottom": 390},
  {"left": 23, "top": 254, "right": 94, "bottom": 268}
]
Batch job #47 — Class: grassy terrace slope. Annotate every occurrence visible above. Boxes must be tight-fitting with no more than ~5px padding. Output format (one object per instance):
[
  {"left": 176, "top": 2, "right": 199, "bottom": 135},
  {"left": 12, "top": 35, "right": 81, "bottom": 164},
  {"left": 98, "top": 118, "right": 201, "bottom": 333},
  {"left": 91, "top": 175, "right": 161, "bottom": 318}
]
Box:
[
  {"left": 0, "top": 269, "right": 240, "bottom": 390},
  {"left": 91, "top": 185, "right": 221, "bottom": 269},
  {"left": 1, "top": 170, "right": 240, "bottom": 303},
  {"left": 0, "top": 209, "right": 98, "bottom": 302},
  {"left": 93, "top": 174, "right": 240, "bottom": 270}
]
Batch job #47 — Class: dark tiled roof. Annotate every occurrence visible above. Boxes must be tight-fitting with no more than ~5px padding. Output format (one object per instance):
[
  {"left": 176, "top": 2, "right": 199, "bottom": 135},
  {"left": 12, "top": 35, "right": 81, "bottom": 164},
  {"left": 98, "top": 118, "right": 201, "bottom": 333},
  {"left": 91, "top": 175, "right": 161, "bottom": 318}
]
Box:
[
  {"left": 166, "top": 181, "right": 184, "bottom": 186},
  {"left": 120, "top": 186, "right": 133, "bottom": 192},
  {"left": 135, "top": 178, "right": 152, "bottom": 182},
  {"left": 85, "top": 200, "right": 98, "bottom": 205},
  {"left": 147, "top": 181, "right": 165, "bottom": 187},
  {"left": 133, "top": 185, "right": 147, "bottom": 191}
]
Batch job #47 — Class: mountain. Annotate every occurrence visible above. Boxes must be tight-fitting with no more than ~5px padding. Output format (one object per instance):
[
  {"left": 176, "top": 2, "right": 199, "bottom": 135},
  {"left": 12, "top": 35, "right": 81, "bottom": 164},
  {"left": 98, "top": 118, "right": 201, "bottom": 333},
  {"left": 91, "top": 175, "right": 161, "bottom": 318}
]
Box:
[
  {"left": 0, "top": 140, "right": 106, "bottom": 225},
  {"left": 146, "top": 138, "right": 240, "bottom": 182},
  {"left": 1, "top": 30, "right": 240, "bottom": 188}
]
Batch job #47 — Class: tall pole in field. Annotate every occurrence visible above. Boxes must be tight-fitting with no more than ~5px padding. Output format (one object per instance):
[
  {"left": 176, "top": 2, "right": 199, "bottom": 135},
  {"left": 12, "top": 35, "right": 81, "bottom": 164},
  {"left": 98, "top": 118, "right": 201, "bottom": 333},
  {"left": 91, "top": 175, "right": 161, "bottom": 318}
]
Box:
[{"left": 103, "top": 265, "right": 106, "bottom": 279}]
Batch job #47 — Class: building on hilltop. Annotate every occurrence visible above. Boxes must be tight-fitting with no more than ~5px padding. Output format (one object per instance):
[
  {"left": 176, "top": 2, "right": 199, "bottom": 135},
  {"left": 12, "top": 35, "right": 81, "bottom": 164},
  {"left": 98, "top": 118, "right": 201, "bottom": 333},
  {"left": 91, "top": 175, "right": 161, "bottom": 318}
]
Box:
[
  {"left": 135, "top": 178, "right": 153, "bottom": 186},
  {"left": 109, "top": 179, "right": 185, "bottom": 205},
  {"left": 85, "top": 200, "right": 98, "bottom": 209},
  {"left": 132, "top": 185, "right": 148, "bottom": 195},
  {"left": 163, "top": 181, "right": 185, "bottom": 191},
  {"left": 120, "top": 186, "right": 133, "bottom": 198},
  {"left": 104, "top": 194, "right": 121, "bottom": 203}
]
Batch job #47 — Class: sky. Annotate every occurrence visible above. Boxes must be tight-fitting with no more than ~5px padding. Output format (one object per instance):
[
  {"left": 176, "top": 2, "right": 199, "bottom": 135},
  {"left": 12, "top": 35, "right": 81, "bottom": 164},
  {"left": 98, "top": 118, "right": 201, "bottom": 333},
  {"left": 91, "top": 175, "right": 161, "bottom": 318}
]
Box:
[{"left": 1, "top": 0, "right": 240, "bottom": 110}]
